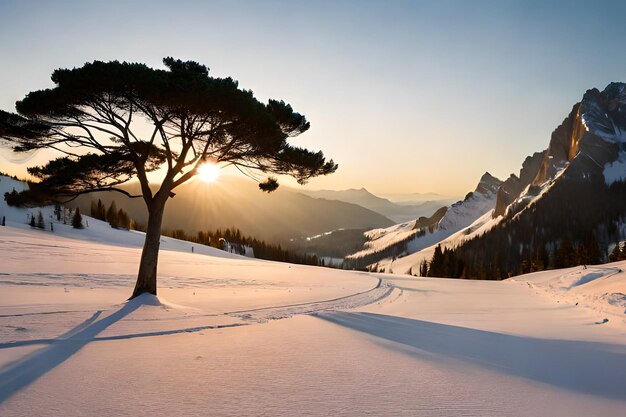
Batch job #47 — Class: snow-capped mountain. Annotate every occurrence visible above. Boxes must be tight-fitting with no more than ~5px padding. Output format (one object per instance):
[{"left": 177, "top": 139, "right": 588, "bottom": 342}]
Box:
[
  {"left": 344, "top": 172, "right": 502, "bottom": 270},
  {"left": 502, "top": 82, "right": 626, "bottom": 219},
  {"left": 350, "top": 82, "right": 626, "bottom": 276},
  {"left": 413, "top": 82, "right": 626, "bottom": 278}
]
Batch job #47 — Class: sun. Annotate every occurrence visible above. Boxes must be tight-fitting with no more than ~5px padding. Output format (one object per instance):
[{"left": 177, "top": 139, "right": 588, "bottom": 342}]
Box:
[{"left": 197, "top": 162, "right": 220, "bottom": 183}]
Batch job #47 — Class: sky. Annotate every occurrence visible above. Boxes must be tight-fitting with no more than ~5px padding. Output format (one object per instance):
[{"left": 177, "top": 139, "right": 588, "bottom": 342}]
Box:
[{"left": 1, "top": 0, "right": 625, "bottom": 197}]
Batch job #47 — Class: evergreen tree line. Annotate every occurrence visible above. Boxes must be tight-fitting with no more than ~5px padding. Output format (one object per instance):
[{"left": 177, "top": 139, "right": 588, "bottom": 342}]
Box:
[
  {"left": 161, "top": 227, "right": 326, "bottom": 267},
  {"left": 421, "top": 176, "right": 626, "bottom": 279},
  {"left": 4, "top": 184, "right": 55, "bottom": 207},
  {"left": 0, "top": 171, "right": 19, "bottom": 180},
  {"left": 90, "top": 199, "right": 132, "bottom": 230},
  {"left": 27, "top": 206, "right": 84, "bottom": 230}
]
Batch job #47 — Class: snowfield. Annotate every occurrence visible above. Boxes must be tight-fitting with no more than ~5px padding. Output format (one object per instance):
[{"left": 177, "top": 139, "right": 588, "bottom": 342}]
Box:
[{"left": 1, "top": 180, "right": 626, "bottom": 415}]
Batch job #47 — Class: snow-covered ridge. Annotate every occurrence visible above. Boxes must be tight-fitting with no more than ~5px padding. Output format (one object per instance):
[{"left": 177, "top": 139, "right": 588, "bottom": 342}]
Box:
[{"left": 346, "top": 172, "right": 502, "bottom": 263}]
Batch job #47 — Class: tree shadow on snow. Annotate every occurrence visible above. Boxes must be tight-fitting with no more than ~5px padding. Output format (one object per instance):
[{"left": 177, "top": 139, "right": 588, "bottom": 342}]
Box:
[
  {"left": 0, "top": 298, "right": 144, "bottom": 404},
  {"left": 316, "top": 312, "right": 626, "bottom": 401}
]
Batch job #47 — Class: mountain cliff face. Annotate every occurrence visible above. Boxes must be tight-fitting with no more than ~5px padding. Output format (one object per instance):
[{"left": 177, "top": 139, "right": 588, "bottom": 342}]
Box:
[
  {"left": 494, "top": 83, "right": 625, "bottom": 220},
  {"left": 535, "top": 84, "right": 626, "bottom": 183},
  {"left": 420, "top": 82, "right": 626, "bottom": 279},
  {"left": 493, "top": 151, "right": 545, "bottom": 217}
]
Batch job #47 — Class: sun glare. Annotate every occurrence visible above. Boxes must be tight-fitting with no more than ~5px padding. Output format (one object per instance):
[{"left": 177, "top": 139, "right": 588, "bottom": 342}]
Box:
[{"left": 198, "top": 162, "right": 220, "bottom": 183}]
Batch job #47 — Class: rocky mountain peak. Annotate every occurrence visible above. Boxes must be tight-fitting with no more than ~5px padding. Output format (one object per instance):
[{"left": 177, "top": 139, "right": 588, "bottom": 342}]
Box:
[{"left": 474, "top": 172, "right": 503, "bottom": 196}]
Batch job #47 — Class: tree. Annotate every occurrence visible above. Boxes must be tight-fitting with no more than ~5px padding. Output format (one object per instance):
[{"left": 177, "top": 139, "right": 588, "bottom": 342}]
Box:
[
  {"left": 117, "top": 208, "right": 130, "bottom": 230},
  {"left": 90, "top": 200, "right": 98, "bottom": 218},
  {"left": 94, "top": 199, "right": 106, "bottom": 220},
  {"left": 106, "top": 201, "right": 119, "bottom": 228},
  {"left": 54, "top": 204, "right": 62, "bottom": 221},
  {"left": 36, "top": 210, "right": 45, "bottom": 229},
  {"left": 72, "top": 207, "right": 84, "bottom": 229},
  {"left": 0, "top": 58, "right": 337, "bottom": 298},
  {"left": 428, "top": 245, "right": 444, "bottom": 277}
]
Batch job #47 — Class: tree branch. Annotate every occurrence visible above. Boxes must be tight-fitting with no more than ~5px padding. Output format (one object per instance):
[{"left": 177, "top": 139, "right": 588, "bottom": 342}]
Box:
[{"left": 59, "top": 187, "right": 143, "bottom": 204}]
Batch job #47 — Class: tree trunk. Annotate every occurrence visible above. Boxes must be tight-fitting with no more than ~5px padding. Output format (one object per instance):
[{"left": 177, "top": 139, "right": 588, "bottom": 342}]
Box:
[{"left": 130, "top": 200, "right": 166, "bottom": 299}]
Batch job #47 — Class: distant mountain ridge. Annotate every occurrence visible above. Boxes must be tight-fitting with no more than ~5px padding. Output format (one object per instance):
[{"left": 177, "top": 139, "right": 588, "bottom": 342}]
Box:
[
  {"left": 296, "top": 187, "right": 454, "bottom": 223},
  {"left": 71, "top": 175, "right": 395, "bottom": 243}
]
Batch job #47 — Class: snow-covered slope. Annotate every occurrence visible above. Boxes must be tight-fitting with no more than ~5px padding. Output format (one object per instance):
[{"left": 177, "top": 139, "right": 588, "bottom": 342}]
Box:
[
  {"left": 0, "top": 175, "right": 242, "bottom": 258},
  {"left": 345, "top": 172, "right": 502, "bottom": 267},
  {"left": 1, "top": 221, "right": 625, "bottom": 416},
  {"left": 389, "top": 208, "right": 502, "bottom": 274}
]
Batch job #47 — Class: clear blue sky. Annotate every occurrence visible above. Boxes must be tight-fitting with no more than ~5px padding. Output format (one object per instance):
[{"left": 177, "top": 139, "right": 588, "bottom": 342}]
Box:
[{"left": 1, "top": 0, "right": 625, "bottom": 196}]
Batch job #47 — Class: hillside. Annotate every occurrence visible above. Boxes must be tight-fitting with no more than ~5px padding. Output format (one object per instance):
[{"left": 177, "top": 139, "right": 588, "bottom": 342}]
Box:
[{"left": 344, "top": 172, "right": 502, "bottom": 269}]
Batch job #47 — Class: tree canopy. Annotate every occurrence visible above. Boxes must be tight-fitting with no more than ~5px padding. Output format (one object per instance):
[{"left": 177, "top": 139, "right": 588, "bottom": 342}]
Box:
[
  {"left": 0, "top": 57, "right": 337, "bottom": 298},
  {"left": 0, "top": 57, "right": 337, "bottom": 204}
]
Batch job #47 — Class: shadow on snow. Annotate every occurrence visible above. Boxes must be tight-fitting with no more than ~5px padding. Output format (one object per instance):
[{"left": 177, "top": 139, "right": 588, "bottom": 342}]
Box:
[
  {"left": 0, "top": 299, "right": 142, "bottom": 404},
  {"left": 316, "top": 311, "right": 626, "bottom": 401}
]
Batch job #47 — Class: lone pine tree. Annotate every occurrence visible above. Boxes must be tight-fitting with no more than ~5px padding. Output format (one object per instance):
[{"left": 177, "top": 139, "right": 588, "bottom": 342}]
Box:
[{"left": 0, "top": 58, "right": 337, "bottom": 299}]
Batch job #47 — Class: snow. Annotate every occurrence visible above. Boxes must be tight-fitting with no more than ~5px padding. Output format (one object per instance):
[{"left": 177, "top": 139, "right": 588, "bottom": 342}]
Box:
[
  {"left": 0, "top": 175, "right": 243, "bottom": 258},
  {"left": 2, "top": 175, "right": 626, "bottom": 416},
  {"left": 509, "top": 263, "right": 626, "bottom": 319},
  {"left": 604, "top": 151, "right": 626, "bottom": 185},
  {"left": 348, "top": 220, "right": 418, "bottom": 259},
  {"left": 348, "top": 189, "right": 498, "bottom": 262}
]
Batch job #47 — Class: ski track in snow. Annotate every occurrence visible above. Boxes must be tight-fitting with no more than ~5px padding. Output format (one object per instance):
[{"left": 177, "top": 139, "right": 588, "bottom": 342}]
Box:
[
  {"left": 226, "top": 278, "right": 394, "bottom": 322},
  {"left": 0, "top": 279, "right": 395, "bottom": 403},
  {"left": 0, "top": 278, "right": 395, "bottom": 349}
]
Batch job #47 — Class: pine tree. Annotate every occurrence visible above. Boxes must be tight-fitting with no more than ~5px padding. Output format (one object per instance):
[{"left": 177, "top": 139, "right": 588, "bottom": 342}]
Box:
[
  {"left": 36, "top": 210, "right": 45, "bottom": 229},
  {"left": 54, "top": 204, "right": 62, "bottom": 221},
  {"left": 609, "top": 242, "right": 625, "bottom": 262},
  {"left": 428, "top": 245, "right": 444, "bottom": 277},
  {"left": 107, "top": 201, "right": 119, "bottom": 228},
  {"left": 96, "top": 199, "right": 106, "bottom": 220},
  {"left": 29, "top": 214, "right": 35, "bottom": 228},
  {"left": 72, "top": 207, "right": 84, "bottom": 229},
  {"left": 117, "top": 208, "right": 130, "bottom": 230}
]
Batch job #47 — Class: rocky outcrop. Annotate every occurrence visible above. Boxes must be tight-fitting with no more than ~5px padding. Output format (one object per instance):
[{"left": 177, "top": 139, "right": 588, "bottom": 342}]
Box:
[
  {"left": 493, "top": 151, "right": 545, "bottom": 217},
  {"left": 474, "top": 172, "right": 503, "bottom": 196},
  {"left": 533, "top": 83, "right": 626, "bottom": 187}
]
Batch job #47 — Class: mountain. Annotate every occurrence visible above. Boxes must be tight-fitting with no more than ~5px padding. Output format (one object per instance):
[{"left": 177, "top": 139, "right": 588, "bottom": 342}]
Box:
[
  {"left": 70, "top": 175, "right": 395, "bottom": 243},
  {"left": 416, "top": 82, "right": 626, "bottom": 278},
  {"left": 378, "top": 191, "right": 450, "bottom": 205},
  {"left": 344, "top": 172, "right": 502, "bottom": 269},
  {"left": 295, "top": 187, "right": 453, "bottom": 223}
]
